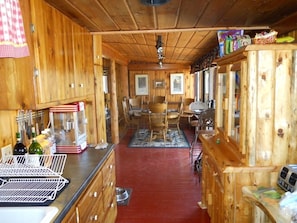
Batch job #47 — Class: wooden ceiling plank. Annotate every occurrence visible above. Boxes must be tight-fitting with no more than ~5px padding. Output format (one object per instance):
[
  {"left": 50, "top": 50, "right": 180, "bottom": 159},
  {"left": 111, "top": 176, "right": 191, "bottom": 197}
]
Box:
[
  {"left": 196, "top": 0, "right": 235, "bottom": 27},
  {"left": 99, "top": 0, "right": 138, "bottom": 30},
  {"left": 177, "top": 0, "right": 208, "bottom": 28},
  {"left": 46, "top": 0, "right": 297, "bottom": 66},
  {"left": 155, "top": 0, "right": 181, "bottom": 29},
  {"left": 127, "top": 0, "right": 156, "bottom": 29}
]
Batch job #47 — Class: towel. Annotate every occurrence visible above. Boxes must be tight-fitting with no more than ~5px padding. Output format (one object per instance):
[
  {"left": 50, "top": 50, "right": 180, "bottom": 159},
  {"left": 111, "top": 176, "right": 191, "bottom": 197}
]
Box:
[{"left": 0, "top": 0, "right": 29, "bottom": 58}]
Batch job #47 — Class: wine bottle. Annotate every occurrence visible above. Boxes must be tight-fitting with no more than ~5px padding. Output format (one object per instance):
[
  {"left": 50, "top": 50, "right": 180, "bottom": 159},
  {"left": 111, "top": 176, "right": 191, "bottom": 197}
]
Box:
[
  {"left": 13, "top": 132, "right": 27, "bottom": 155},
  {"left": 29, "top": 127, "right": 43, "bottom": 155}
]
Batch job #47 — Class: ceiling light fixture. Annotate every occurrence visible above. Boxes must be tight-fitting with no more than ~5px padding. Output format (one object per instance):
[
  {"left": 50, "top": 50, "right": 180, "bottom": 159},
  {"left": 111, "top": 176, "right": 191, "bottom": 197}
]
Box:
[
  {"left": 140, "top": 0, "right": 171, "bottom": 6},
  {"left": 156, "top": 35, "right": 164, "bottom": 68}
]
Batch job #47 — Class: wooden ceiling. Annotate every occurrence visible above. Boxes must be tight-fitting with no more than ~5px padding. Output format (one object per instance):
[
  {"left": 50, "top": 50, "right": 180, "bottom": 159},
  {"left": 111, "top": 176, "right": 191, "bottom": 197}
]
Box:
[{"left": 45, "top": 0, "right": 297, "bottom": 67}]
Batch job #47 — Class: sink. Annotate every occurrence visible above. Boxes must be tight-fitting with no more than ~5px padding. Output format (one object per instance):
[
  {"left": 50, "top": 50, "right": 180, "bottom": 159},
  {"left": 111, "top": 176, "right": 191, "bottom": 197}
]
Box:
[{"left": 0, "top": 206, "right": 58, "bottom": 223}]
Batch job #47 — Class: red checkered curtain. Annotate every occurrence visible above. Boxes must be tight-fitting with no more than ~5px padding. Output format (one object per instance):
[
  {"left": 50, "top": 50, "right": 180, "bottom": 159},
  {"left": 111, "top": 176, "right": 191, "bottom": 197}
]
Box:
[{"left": 0, "top": 0, "right": 29, "bottom": 58}]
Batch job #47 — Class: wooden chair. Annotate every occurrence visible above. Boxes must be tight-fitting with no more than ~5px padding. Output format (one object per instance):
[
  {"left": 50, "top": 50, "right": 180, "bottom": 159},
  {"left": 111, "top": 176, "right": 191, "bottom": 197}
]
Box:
[
  {"left": 180, "top": 98, "right": 195, "bottom": 126},
  {"left": 153, "top": 95, "right": 166, "bottom": 103},
  {"left": 148, "top": 103, "right": 168, "bottom": 142},
  {"left": 122, "top": 99, "right": 139, "bottom": 129},
  {"left": 167, "top": 102, "right": 182, "bottom": 133},
  {"left": 128, "top": 97, "right": 142, "bottom": 112}
]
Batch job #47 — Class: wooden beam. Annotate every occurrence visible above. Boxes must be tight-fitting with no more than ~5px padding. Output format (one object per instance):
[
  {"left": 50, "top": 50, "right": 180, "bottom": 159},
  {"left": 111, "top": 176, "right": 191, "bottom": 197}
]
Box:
[
  {"left": 102, "top": 42, "right": 129, "bottom": 65},
  {"left": 91, "top": 26, "right": 270, "bottom": 35},
  {"left": 128, "top": 63, "right": 190, "bottom": 71},
  {"left": 271, "top": 11, "right": 297, "bottom": 35},
  {"left": 110, "top": 59, "right": 119, "bottom": 144}
]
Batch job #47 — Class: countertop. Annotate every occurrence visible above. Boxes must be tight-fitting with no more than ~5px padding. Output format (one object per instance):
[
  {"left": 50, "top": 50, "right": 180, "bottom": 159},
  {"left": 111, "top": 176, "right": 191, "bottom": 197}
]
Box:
[
  {"left": 50, "top": 144, "right": 115, "bottom": 223},
  {"left": 242, "top": 186, "right": 290, "bottom": 223}
]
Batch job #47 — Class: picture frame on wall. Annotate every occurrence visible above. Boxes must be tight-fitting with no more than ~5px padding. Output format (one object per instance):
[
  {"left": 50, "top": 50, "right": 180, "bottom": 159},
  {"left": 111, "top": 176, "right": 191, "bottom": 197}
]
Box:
[
  {"left": 170, "top": 73, "right": 184, "bottom": 94},
  {"left": 154, "top": 79, "right": 165, "bottom": 89},
  {"left": 135, "top": 74, "right": 149, "bottom": 95}
]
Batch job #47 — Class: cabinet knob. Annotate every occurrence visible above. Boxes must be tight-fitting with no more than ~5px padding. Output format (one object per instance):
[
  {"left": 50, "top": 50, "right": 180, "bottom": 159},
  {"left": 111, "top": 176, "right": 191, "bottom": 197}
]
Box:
[
  {"left": 78, "top": 83, "right": 84, "bottom": 88},
  {"left": 69, "top": 83, "right": 75, "bottom": 88},
  {"left": 109, "top": 181, "right": 114, "bottom": 187},
  {"left": 109, "top": 164, "right": 113, "bottom": 169},
  {"left": 93, "top": 191, "right": 98, "bottom": 197},
  {"left": 90, "top": 215, "right": 98, "bottom": 221},
  {"left": 110, "top": 203, "right": 115, "bottom": 208}
]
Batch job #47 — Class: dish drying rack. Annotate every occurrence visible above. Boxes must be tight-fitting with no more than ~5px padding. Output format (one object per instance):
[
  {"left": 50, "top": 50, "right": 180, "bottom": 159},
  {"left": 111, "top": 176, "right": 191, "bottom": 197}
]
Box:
[{"left": 0, "top": 154, "right": 68, "bottom": 204}]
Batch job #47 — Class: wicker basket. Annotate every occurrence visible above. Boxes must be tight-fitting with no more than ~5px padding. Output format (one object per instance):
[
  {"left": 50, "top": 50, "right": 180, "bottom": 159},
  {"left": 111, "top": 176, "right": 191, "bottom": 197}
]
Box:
[{"left": 253, "top": 31, "right": 278, "bottom": 44}]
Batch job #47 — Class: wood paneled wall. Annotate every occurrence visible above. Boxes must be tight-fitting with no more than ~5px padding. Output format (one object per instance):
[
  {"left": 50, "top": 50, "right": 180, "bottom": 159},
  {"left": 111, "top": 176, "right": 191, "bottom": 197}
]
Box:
[{"left": 128, "top": 68, "right": 194, "bottom": 103}]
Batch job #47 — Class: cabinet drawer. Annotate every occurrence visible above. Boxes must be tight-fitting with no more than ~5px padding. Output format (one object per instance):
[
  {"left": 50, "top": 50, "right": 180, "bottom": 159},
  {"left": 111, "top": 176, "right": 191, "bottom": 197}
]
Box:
[
  {"left": 77, "top": 199, "right": 104, "bottom": 223},
  {"left": 103, "top": 180, "right": 116, "bottom": 210},
  {"left": 103, "top": 194, "right": 117, "bottom": 223},
  {"left": 102, "top": 152, "right": 115, "bottom": 179},
  {"left": 77, "top": 171, "right": 104, "bottom": 222}
]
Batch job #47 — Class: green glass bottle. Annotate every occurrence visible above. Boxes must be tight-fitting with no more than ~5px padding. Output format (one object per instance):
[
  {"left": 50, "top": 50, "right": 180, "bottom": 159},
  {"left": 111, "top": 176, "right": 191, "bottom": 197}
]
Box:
[
  {"left": 13, "top": 132, "right": 27, "bottom": 155},
  {"left": 29, "top": 128, "right": 43, "bottom": 155}
]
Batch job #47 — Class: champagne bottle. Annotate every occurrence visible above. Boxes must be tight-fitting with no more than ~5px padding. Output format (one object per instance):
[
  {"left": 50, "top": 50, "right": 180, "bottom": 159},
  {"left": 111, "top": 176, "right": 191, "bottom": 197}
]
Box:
[
  {"left": 29, "top": 127, "right": 43, "bottom": 155},
  {"left": 13, "top": 132, "right": 27, "bottom": 155}
]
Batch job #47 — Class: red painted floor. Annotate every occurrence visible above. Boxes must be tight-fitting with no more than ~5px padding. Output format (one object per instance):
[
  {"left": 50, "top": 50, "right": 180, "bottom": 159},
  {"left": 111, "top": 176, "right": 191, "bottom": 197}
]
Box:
[{"left": 115, "top": 128, "right": 211, "bottom": 223}]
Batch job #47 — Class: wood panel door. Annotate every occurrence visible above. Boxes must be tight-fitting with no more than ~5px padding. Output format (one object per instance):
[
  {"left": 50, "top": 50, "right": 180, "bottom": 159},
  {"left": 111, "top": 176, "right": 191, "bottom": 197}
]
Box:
[{"left": 30, "top": 0, "right": 64, "bottom": 104}]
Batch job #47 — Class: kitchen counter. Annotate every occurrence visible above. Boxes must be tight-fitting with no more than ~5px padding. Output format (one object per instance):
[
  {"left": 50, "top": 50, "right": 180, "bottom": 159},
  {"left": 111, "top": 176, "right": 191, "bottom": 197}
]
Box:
[
  {"left": 242, "top": 186, "right": 290, "bottom": 223},
  {"left": 50, "top": 144, "right": 115, "bottom": 223}
]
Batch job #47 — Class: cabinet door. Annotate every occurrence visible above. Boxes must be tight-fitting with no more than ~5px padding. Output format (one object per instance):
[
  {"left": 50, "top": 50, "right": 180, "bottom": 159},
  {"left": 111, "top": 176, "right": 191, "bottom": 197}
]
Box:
[
  {"left": 30, "top": 0, "right": 94, "bottom": 105},
  {"left": 30, "top": 0, "right": 65, "bottom": 104},
  {"left": 216, "top": 63, "right": 241, "bottom": 144},
  {"left": 228, "top": 67, "right": 241, "bottom": 142},
  {"left": 72, "top": 24, "right": 94, "bottom": 98},
  {"left": 216, "top": 70, "right": 227, "bottom": 130}
]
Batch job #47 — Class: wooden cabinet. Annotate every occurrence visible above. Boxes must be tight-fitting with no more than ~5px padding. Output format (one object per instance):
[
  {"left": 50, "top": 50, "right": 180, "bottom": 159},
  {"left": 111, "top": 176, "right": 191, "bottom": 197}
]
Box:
[
  {"left": 0, "top": 0, "right": 94, "bottom": 110},
  {"left": 62, "top": 150, "right": 117, "bottom": 223},
  {"left": 76, "top": 170, "right": 104, "bottom": 222},
  {"left": 200, "top": 44, "right": 297, "bottom": 223},
  {"left": 61, "top": 205, "right": 77, "bottom": 223}
]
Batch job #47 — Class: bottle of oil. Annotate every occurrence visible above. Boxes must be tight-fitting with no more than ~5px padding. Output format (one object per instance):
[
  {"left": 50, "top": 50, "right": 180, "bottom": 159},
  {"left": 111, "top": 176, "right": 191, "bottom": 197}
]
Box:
[{"left": 29, "top": 127, "right": 43, "bottom": 155}]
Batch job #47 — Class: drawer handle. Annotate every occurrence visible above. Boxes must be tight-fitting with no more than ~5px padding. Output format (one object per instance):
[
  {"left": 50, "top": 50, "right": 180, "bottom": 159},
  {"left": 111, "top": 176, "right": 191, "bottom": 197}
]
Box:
[
  {"left": 90, "top": 215, "right": 98, "bottom": 221},
  {"left": 213, "top": 172, "right": 218, "bottom": 176}
]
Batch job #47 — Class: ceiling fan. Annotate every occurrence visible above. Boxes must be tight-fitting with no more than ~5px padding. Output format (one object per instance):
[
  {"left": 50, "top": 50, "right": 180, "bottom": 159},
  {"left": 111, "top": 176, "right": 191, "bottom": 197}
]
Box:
[{"left": 140, "top": 0, "right": 171, "bottom": 6}]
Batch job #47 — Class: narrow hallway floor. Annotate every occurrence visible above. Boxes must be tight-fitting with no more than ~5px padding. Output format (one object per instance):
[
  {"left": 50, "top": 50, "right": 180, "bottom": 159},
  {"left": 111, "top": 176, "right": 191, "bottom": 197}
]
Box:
[{"left": 115, "top": 129, "right": 210, "bottom": 223}]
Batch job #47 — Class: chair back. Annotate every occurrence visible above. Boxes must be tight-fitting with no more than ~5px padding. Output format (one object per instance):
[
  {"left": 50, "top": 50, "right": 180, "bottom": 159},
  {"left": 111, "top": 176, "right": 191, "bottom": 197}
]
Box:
[
  {"left": 148, "top": 103, "right": 168, "bottom": 131},
  {"left": 122, "top": 100, "right": 130, "bottom": 124},
  {"left": 129, "top": 97, "right": 142, "bottom": 110},
  {"left": 181, "top": 98, "right": 195, "bottom": 113},
  {"left": 153, "top": 95, "right": 166, "bottom": 103},
  {"left": 149, "top": 102, "right": 167, "bottom": 113}
]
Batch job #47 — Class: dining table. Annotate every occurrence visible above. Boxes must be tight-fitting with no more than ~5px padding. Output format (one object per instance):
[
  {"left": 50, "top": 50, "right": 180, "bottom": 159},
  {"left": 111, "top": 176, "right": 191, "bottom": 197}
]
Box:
[{"left": 130, "top": 108, "right": 180, "bottom": 132}]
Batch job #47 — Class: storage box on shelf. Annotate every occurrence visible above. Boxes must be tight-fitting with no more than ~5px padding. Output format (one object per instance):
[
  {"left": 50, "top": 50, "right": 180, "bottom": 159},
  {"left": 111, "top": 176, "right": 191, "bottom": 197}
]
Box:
[
  {"left": 200, "top": 44, "right": 297, "bottom": 223},
  {"left": 62, "top": 150, "right": 117, "bottom": 223}
]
